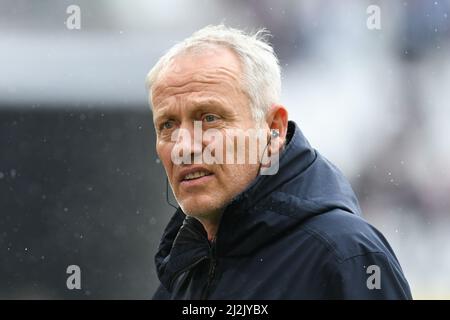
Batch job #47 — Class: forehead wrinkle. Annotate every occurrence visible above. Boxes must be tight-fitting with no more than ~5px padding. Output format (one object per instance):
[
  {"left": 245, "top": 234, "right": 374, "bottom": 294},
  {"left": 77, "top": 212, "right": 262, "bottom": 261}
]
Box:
[
  {"left": 165, "top": 69, "right": 240, "bottom": 92},
  {"left": 154, "top": 77, "right": 243, "bottom": 109},
  {"left": 154, "top": 62, "right": 242, "bottom": 94},
  {"left": 184, "top": 95, "right": 230, "bottom": 113}
]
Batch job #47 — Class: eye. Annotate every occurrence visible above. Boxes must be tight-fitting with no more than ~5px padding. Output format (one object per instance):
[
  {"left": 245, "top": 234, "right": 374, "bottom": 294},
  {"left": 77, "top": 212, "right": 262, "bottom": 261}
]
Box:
[
  {"left": 161, "top": 120, "right": 174, "bottom": 130},
  {"left": 203, "top": 114, "right": 218, "bottom": 123}
]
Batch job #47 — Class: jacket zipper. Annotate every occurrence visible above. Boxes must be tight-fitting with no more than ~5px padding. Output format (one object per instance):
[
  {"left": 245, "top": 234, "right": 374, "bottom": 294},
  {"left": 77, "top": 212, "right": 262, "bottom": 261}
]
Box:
[
  {"left": 168, "top": 256, "right": 208, "bottom": 292},
  {"left": 168, "top": 220, "right": 212, "bottom": 292},
  {"left": 201, "top": 240, "right": 217, "bottom": 299}
]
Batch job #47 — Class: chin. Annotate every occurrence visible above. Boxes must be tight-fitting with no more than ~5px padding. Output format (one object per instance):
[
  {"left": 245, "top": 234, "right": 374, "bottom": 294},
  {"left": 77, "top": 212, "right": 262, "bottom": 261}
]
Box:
[{"left": 179, "top": 195, "right": 224, "bottom": 217}]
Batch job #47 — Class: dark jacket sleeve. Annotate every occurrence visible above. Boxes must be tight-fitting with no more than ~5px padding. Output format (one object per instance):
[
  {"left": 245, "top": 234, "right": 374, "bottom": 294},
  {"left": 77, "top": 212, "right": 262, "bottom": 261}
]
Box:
[{"left": 326, "top": 251, "right": 412, "bottom": 299}]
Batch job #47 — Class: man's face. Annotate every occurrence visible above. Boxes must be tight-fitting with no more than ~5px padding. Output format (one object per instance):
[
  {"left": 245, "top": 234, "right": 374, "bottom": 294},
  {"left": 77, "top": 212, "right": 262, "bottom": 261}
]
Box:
[{"left": 151, "top": 47, "right": 262, "bottom": 220}]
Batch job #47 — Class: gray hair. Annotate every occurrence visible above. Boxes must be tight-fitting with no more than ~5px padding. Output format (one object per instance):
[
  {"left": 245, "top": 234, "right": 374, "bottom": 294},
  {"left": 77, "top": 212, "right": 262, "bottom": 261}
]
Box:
[{"left": 145, "top": 24, "right": 281, "bottom": 124}]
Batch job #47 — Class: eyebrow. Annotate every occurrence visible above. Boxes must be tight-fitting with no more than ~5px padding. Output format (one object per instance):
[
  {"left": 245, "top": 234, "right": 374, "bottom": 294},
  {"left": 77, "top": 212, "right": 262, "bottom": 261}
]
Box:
[
  {"left": 153, "top": 111, "right": 174, "bottom": 127},
  {"left": 154, "top": 98, "right": 230, "bottom": 124}
]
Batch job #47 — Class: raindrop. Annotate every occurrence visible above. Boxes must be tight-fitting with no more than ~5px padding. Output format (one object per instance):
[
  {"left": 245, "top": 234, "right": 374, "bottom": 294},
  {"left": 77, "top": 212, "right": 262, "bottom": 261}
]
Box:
[{"left": 0, "top": 172, "right": 4, "bottom": 179}]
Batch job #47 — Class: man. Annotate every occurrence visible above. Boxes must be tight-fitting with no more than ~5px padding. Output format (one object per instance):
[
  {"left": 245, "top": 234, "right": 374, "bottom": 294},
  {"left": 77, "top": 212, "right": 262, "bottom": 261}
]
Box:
[{"left": 146, "top": 24, "right": 412, "bottom": 299}]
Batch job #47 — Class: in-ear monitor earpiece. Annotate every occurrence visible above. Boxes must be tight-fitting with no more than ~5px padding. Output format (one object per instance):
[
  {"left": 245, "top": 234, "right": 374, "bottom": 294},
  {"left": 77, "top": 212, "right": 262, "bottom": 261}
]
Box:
[{"left": 271, "top": 129, "right": 279, "bottom": 138}]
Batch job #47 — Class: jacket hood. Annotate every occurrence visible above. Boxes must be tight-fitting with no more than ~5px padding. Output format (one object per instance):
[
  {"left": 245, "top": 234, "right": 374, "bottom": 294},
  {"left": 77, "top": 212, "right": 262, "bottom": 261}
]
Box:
[{"left": 155, "top": 120, "right": 362, "bottom": 291}]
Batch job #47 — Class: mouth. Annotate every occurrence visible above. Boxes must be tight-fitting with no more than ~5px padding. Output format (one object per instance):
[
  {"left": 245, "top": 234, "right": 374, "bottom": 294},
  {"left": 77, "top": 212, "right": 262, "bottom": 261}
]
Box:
[{"left": 179, "top": 170, "right": 214, "bottom": 188}]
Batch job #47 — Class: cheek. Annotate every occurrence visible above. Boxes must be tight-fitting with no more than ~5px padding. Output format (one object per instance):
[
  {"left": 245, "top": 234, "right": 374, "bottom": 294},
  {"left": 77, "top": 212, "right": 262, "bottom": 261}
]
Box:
[
  {"left": 156, "top": 142, "right": 174, "bottom": 171},
  {"left": 215, "top": 164, "right": 241, "bottom": 184}
]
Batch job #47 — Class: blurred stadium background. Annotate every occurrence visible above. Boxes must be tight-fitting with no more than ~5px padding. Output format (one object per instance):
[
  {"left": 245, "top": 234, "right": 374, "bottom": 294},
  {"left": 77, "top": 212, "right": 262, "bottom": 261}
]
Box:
[{"left": 0, "top": 0, "right": 449, "bottom": 299}]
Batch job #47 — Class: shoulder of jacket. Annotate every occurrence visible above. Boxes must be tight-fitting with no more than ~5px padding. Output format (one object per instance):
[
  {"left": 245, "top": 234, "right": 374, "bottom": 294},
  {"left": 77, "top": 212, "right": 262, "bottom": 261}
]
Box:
[{"left": 300, "top": 209, "right": 391, "bottom": 263}]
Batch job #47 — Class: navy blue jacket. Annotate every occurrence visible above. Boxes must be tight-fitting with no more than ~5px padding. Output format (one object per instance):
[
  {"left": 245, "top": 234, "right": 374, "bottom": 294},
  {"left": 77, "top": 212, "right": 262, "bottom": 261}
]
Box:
[{"left": 153, "top": 120, "right": 412, "bottom": 299}]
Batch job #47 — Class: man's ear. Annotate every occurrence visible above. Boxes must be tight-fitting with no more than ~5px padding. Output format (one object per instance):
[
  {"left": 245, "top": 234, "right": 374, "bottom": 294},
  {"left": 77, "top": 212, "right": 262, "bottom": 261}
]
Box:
[{"left": 265, "top": 104, "right": 288, "bottom": 153}]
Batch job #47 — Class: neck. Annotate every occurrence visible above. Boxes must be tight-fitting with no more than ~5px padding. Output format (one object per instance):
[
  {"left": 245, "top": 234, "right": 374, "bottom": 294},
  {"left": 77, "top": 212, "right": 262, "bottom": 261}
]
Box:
[
  {"left": 196, "top": 210, "right": 223, "bottom": 242},
  {"left": 202, "top": 221, "right": 219, "bottom": 242}
]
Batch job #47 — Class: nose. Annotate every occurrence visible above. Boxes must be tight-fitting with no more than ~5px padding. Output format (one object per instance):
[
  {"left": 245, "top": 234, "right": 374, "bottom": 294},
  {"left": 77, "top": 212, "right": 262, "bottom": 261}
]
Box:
[{"left": 171, "top": 121, "right": 203, "bottom": 165}]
